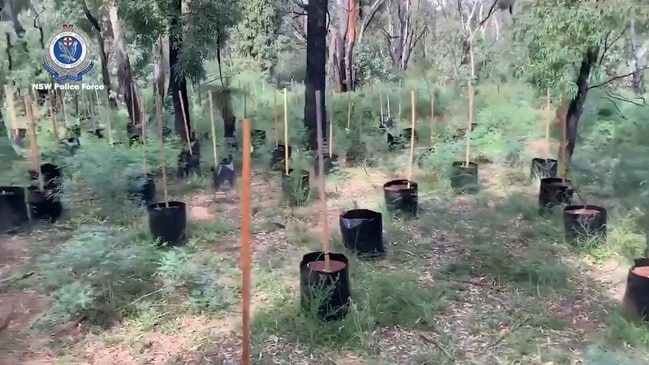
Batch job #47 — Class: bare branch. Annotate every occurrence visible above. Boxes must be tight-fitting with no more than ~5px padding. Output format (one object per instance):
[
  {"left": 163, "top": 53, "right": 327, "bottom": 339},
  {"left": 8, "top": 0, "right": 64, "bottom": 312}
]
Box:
[{"left": 588, "top": 65, "right": 649, "bottom": 90}]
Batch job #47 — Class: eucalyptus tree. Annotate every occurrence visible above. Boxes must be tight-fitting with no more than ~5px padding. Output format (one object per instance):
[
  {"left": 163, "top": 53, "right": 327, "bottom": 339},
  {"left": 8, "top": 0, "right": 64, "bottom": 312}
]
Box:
[{"left": 517, "top": 0, "right": 647, "bottom": 161}]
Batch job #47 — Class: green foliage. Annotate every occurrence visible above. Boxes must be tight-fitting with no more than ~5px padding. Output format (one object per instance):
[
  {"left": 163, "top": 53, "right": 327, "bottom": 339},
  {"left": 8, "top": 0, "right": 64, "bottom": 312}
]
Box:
[
  {"left": 230, "top": 0, "right": 281, "bottom": 76},
  {"left": 33, "top": 226, "right": 159, "bottom": 330}
]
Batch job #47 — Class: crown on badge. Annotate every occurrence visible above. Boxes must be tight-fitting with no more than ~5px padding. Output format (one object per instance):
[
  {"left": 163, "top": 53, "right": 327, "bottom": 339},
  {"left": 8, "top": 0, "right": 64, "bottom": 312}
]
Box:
[{"left": 63, "top": 24, "right": 73, "bottom": 30}]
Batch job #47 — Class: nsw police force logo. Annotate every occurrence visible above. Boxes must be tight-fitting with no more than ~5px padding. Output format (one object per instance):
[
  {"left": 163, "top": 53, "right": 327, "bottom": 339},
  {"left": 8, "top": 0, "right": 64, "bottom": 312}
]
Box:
[{"left": 43, "top": 24, "right": 94, "bottom": 82}]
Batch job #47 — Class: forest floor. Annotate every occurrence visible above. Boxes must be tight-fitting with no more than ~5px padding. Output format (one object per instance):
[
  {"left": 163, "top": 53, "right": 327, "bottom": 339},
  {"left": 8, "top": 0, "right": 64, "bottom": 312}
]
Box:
[{"left": 1, "top": 148, "right": 648, "bottom": 365}]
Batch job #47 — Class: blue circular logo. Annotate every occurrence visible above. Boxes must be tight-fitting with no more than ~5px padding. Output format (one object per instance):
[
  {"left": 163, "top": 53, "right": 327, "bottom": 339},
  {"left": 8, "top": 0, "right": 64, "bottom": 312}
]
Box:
[{"left": 52, "top": 35, "right": 84, "bottom": 66}]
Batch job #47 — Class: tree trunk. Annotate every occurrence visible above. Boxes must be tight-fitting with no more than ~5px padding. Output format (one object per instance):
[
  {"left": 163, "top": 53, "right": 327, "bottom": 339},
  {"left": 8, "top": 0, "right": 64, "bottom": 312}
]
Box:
[
  {"left": 168, "top": 0, "right": 191, "bottom": 143},
  {"left": 153, "top": 36, "right": 166, "bottom": 100},
  {"left": 564, "top": 46, "right": 599, "bottom": 162},
  {"left": 628, "top": 18, "right": 646, "bottom": 94},
  {"left": 304, "top": 0, "right": 328, "bottom": 150},
  {"left": 82, "top": 0, "right": 117, "bottom": 108},
  {"left": 107, "top": 2, "right": 141, "bottom": 127},
  {"left": 2, "top": 0, "right": 26, "bottom": 36}
]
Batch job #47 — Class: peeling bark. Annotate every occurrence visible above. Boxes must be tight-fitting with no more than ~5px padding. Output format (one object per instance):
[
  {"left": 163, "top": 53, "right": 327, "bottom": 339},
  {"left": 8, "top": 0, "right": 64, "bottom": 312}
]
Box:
[
  {"left": 107, "top": 2, "right": 141, "bottom": 127},
  {"left": 82, "top": 0, "right": 116, "bottom": 108}
]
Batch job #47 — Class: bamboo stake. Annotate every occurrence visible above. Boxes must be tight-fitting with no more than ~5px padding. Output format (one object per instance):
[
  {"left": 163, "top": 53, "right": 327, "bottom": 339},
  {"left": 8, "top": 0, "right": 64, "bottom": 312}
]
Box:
[
  {"left": 398, "top": 80, "right": 402, "bottom": 120},
  {"left": 283, "top": 88, "right": 289, "bottom": 175},
  {"left": 209, "top": 91, "right": 218, "bottom": 166},
  {"left": 48, "top": 92, "right": 59, "bottom": 140},
  {"left": 407, "top": 91, "right": 416, "bottom": 189},
  {"left": 465, "top": 81, "right": 474, "bottom": 166},
  {"left": 24, "top": 96, "right": 44, "bottom": 192},
  {"left": 240, "top": 117, "right": 252, "bottom": 365},
  {"left": 61, "top": 92, "right": 68, "bottom": 132},
  {"left": 329, "top": 90, "right": 334, "bottom": 156},
  {"left": 178, "top": 91, "right": 192, "bottom": 155},
  {"left": 155, "top": 92, "right": 169, "bottom": 207},
  {"left": 315, "top": 90, "right": 330, "bottom": 272},
  {"left": 386, "top": 93, "right": 391, "bottom": 116},
  {"left": 544, "top": 88, "right": 551, "bottom": 158},
  {"left": 430, "top": 88, "right": 435, "bottom": 146},
  {"left": 346, "top": 92, "right": 352, "bottom": 130},
  {"left": 243, "top": 85, "right": 248, "bottom": 117},
  {"left": 273, "top": 89, "right": 279, "bottom": 147},
  {"left": 379, "top": 91, "right": 384, "bottom": 119},
  {"left": 560, "top": 95, "right": 567, "bottom": 182},
  {"left": 6, "top": 85, "right": 17, "bottom": 130}
]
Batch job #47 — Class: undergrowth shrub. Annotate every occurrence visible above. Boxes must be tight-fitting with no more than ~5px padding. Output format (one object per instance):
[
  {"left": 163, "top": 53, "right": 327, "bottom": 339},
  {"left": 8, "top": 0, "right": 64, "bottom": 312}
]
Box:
[
  {"left": 33, "top": 225, "right": 159, "bottom": 330},
  {"left": 60, "top": 137, "right": 180, "bottom": 221},
  {"left": 157, "top": 245, "right": 238, "bottom": 313}
]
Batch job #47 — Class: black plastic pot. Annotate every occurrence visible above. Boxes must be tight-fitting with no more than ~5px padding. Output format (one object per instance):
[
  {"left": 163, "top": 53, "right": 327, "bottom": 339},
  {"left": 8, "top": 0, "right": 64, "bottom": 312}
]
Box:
[
  {"left": 563, "top": 205, "right": 607, "bottom": 245},
  {"left": 539, "top": 178, "right": 574, "bottom": 212},
  {"left": 379, "top": 116, "right": 394, "bottom": 130},
  {"left": 26, "top": 186, "right": 62, "bottom": 223},
  {"left": 251, "top": 129, "right": 267, "bottom": 149},
  {"left": 128, "top": 174, "right": 156, "bottom": 204},
  {"left": 339, "top": 209, "right": 384, "bottom": 258},
  {"left": 0, "top": 186, "right": 29, "bottom": 232},
  {"left": 300, "top": 251, "right": 351, "bottom": 321},
  {"left": 530, "top": 158, "right": 558, "bottom": 179},
  {"left": 450, "top": 161, "right": 479, "bottom": 194},
  {"left": 622, "top": 258, "right": 649, "bottom": 322},
  {"left": 281, "top": 169, "right": 310, "bottom": 206},
  {"left": 28, "top": 163, "right": 62, "bottom": 190},
  {"left": 176, "top": 150, "right": 201, "bottom": 179},
  {"left": 313, "top": 153, "right": 339, "bottom": 176},
  {"left": 271, "top": 144, "right": 292, "bottom": 171},
  {"left": 387, "top": 128, "right": 418, "bottom": 150},
  {"left": 89, "top": 128, "right": 104, "bottom": 139},
  {"left": 416, "top": 147, "right": 435, "bottom": 168},
  {"left": 59, "top": 137, "right": 81, "bottom": 155},
  {"left": 147, "top": 201, "right": 187, "bottom": 247},
  {"left": 212, "top": 157, "right": 236, "bottom": 190},
  {"left": 68, "top": 125, "right": 81, "bottom": 138},
  {"left": 383, "top": 179, "right": 418, "bottom": 216}
]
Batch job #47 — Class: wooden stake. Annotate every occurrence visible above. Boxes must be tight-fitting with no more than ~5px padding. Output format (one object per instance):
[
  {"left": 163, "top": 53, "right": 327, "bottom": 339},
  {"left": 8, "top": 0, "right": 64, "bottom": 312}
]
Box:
[
  {"left": 155, "top": 92, "right": 169, "bottom": 207},
  {"left": 61, "top": 91, "right": 68, "bottom": 132},
  {"left": 329, "top": 90, "right": 334, "bottom": 156},
  {"left": 386, "top": 93, "right": 391, "bottom": 116},
  {"left": 243, "top": 85, "right": 248, "bottom": 117},
  {"left": 6, "top": 85, "right": 17, "bottom": 130},
  {"left": 48, "top": 93, "right": 59, "bottom": 140},
  {"left": 346, "top": 92, "right": 352, "bottom": 130},
  {"left": 407, "top": 91, "right": 416, "bottom": 189},
  {"left": 315, "top": 90, "right": 330, "bottom": 272},
  {"left": 465, "top": 81, "right": 474, "bottom": 166},
  {"left": 370, "top": 79, "right": 374, "bottom": 95},
  {"left": 430, "top": 88, "right": 435, "bottom": 146},
  {"left": 398, "top": 80, "right": 402, "bottom": 120},
  {"left": 240, "top": 117, "right": 252, "bottom": 365},
  {"left": 209, "top": 91, "right": 218, "bottom": 166},
  {"left": 273, "top": 89, "right": 279, "bottom": 147},
  {"left": 560, "top": 95, "right": 567, "bottom": 182},
  {"left": 545, "top": 88, "right": 551, "bottom": 158},
  {"left": 24, "top": 96, "right": 44, "bottom": 192},
  {"left": 252, "top": 85, "right": 257, "bottom": 111},
  {"left": 178, "top": 91, "right": 193, "bottom": 154},
  {"left": 141, "top": 92, "right": 148, "bottom": 173},
  {"left": 283, "top": 88, "right": 289, "bottom": 175},
  {"left": 379, "top": 91, "right": 384, "bottom": 118}
]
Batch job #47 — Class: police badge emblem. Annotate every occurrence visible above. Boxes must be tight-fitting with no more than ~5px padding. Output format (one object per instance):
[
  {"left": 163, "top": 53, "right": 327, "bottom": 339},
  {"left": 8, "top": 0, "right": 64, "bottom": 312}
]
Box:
[{"left": 43, "top": 24, "right": 94, "bottom": 82}]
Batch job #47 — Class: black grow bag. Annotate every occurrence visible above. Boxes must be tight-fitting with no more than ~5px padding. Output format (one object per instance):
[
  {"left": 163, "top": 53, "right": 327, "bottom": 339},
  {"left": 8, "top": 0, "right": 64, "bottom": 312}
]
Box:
[
  {"left": 26, "top": 186, "right": 62, "bottom": 223},
  {"left": 383, "top": 179, "right": 418, "bottom": 217},
  {"left": 623, "top": 258, "right": 649, "bottom": 322},
  {"left": 530, "top": 158, "right": 558, "bottom": 179},
  {"left": 563, "top": 205, "right": 607, "bottom": 245},
  {"left": 300, "top": 251, "right": 351, "bottom": 321},
  {"left": 147, "top": 201, "right": 187, "bottom": 246},
  {"left": 339, "top": 209, "right": 384, "bottom": 258},
  {"left": 0, "top": 186, "right": 29, "bottom": 231}
]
